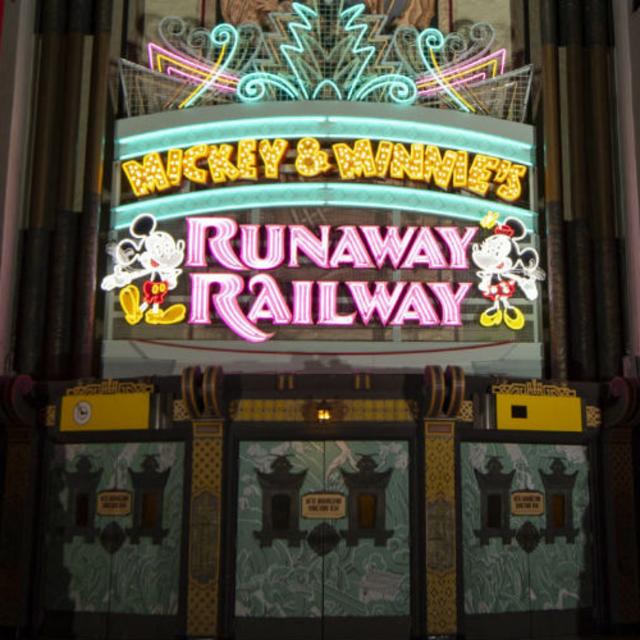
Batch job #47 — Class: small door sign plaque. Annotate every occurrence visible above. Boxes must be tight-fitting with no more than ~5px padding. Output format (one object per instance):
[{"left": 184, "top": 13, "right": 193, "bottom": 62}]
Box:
[
  {"left": 302, "top": 492, "right": 346, "bottom": 519},
  {"left": 97, "top": 491, "right": 132, "bottom": 517},
  {"left": 511, "top": 490, "right": 544, "bottom": 516}
]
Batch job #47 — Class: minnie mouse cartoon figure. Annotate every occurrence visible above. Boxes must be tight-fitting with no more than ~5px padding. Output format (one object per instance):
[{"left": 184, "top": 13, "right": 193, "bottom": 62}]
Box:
[
  {"left": 471, "top": 216, "right": 545, "bottom": 330},
  {"left": 101, "top": 214, "right": 186, "bottom": 325}
]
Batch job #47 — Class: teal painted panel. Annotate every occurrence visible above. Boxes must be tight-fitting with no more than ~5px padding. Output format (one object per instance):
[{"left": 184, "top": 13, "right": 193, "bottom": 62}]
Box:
[
  {"left": 109, "top": 442, "right": 184, "bottom": 615},
  {"left": 235, "top": 441, "right": 324, "bottom": 618},
  {"left": 44, "top": 442, "right": 185, "bottom": 616},
  {"left": 323, "top": 441, "right": 411, "bottom": 617},
  {"left": 461, "top": 443, "right": 591, "bottom": 615},
  {"left": 527, "top": 445, "right": 592, "bottom": 612}
]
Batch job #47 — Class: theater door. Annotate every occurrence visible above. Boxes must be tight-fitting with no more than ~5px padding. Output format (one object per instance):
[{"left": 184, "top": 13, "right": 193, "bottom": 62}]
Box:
[
  {"left": 233, "top": 440, "right": 411, "bottom": 640},
  {"left": 461, "top": 442, "right": 594, "bottom": 639}
]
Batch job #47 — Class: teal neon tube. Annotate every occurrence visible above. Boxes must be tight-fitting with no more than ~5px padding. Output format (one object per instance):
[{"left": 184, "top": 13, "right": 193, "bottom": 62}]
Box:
[
  {"left": 116, "top": 114, "right": 534, "bottom": 166},
  {"left": 112, "top": 182, "right": 537, "bottom": 232}
]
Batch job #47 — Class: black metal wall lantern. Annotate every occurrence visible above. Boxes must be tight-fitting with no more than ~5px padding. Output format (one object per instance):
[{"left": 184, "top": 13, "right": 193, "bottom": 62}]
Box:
[
  {"left": 473, "top": 457, "right": 516, "bottom": 545},
  {"left": 126, "top": 455, "right": 170, "bottom": 544},
  {"left": 340, "top": 454, "right": 394, "bottom": 547},
  {"left": 539, "top": 458, "right": 579, "bottom": 544},
  {"left": 254, "top": 456, "right": 307, "bottom": 547}
]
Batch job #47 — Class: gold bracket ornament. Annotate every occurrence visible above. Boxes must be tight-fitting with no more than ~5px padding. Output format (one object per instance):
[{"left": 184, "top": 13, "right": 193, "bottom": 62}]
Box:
[
  {"left": 491, "top": 379, "right": 576, "bottom": 397},
  {"left": 424, "top": 365, "right": 465, "bottom": 418}
]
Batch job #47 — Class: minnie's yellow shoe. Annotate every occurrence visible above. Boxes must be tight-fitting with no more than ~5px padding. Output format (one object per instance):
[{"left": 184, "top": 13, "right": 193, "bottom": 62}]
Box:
[
  {"left": 479, "top": 307, "right": 503, "bottom": 327},
  {"left": 503, "top": 306, "right": 525, "bottom": 330},
  {"left": 119, "top": 285, "right": 143, "bottom": 325}
]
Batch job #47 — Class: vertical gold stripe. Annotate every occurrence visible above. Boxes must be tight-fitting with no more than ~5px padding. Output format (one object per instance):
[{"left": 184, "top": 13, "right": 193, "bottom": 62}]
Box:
[
  {"left": 187, "top": 420, "right": 224, "bottom": 636},
  {"left": 425, "top": 420, "right": 457, "bottom": 635}
]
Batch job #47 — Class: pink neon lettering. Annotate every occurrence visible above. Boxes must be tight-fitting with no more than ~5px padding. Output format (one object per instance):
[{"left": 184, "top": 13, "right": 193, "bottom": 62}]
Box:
[
  {"left": 240, "top": 224, "right": 286, "bottom": 270},
  {"left": 400, "top": 227, "right": 448, "bottom": 269},
  {"left": 292, "top": 281, "right": 314, "bottom": 324},
  {"left": 435, "top": 227, "right": 478, "bottom": 269},
  {"left": 391, "top": 282, "right": 440, "bottom": 325},
  {"left": 329, "top": 226, "right": 374, "bottom": 269},
  {"left": 346, "top": 281, "right": 407, "bottom": 325},
  {"left": 247, "top": 274, "right": 292, "bottom": 324},
  {"left": 188, "top": 273, "right": 272, "bottom": 342},
  {"left": 359, "top": 226, "right": 417, "bottom": 269},
  {"left": 317, "top": 282, "right": 356, "bottom": 325},
  {"left": 186, "top": 217, "right": 244, "bottom": 270},
  {"left": 428, "top": 282, "right": 473, "bottom": 325},
  {"left": 288, "top": 225, "right": 331, "bottom": 268}
]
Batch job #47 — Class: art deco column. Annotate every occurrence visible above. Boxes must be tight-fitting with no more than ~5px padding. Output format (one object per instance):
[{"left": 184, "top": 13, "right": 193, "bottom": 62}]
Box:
[
  {"left": 0, "top": 0, "right": 37, "bottom": 374},
  {"left": 0, "top": 377, "right": 38, "bottom": 634},
  {"left": 560, "top": 0, "right": 597, "bottom": 380},
  {"left": 424, "top": 420, "right": 457, "bottom": 635},
  {"left": 72, "top": 0, "right": 113, "bottom": 377},
  {"left": 423, "top": 366, "right": 465, "bottom": 636},
  {"left": 14, "top": 0, "right": 67, "bottom": 376},
  {"left": 540, "top": 0, "right": 569, "bottom": 380},
  {"left": 45, "top": 0, "right": 92, "bottom": 379},
  {"left": 602, "top": 378, "right": 640, "bottom": 626},
  {"left": 181, "top": 367, "right": 226, "bottom": 637},
  {"left": 584, "top": 0, "right": 623, "bottom": 379}
]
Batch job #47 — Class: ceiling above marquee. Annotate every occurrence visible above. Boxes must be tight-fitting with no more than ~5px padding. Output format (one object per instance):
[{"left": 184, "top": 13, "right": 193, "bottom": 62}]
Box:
[{"left": 116, "top": 0, "right": 532, "bottom": 122}]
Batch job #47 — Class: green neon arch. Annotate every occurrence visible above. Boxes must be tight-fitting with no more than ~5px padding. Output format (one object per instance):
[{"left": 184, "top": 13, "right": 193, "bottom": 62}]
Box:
[
  {"left": 112, "top": 182, "right": 536, "bottom": 231},
  {"left": 115, "top": 103, "right": 535, "bottom": 166}
]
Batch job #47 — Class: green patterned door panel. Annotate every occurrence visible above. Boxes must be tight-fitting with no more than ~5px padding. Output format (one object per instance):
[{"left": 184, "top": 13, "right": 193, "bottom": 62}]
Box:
[
  {"left": 323, "top": 441, "right": 410, "bottom": 619},
  {"left": 42, "top": 442, "right": 185, "bottom": 638},
  {"left": 234, "top": 440, "right": 411, "bottom": 640},
  {"left": 461, "top": 442, "right": 592, "bottom": 638},
  {"left": 235, "top": 441, "right": 324, "bottom": 620}
]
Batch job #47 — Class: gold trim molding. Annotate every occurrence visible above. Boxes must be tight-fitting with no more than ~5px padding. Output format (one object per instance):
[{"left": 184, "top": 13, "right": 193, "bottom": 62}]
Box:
[
  {"left": 586, "top": 405, "right": 602, "bottom": 428},
  {"left": 65, "top": 379, "right": 154, "bottom": 396},
  {"left": 173, "top": 399, "right": 191, "bottom": 422},
  {"left": 491, "top": 379, "right": 576, "bottom": 397},
  {"left": 44, "top": 405, "right": 56, "bottom": 427},
  {"left": 456, "top": 399, "right": 474, "bottom": 422},
  {"left": 230, "top": 398, "right": 417, "bottom": 422}
]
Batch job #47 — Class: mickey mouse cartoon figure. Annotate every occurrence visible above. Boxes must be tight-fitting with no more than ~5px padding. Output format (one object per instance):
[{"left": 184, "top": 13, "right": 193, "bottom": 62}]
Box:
[
  {"left": 101, "top": 214, "right": 187, "bottom": 325},
  {"left": 471, "top": 215, "right": 545, "bottom": 331}
]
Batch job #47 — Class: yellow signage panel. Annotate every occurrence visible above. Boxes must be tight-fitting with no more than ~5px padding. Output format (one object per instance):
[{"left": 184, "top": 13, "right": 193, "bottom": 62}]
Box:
[
  {"left": 495, "top": 393, "right": 582, "bottom": 432},
  {"left": 301, "top": 493, "right": 346, "bottom": 519},
  {"left": 60, "top": 393, "right": 150, "bottom": 432},
  {"left": 97, "top": 491, "right": 132, "bottom": 516},
  {"left": 511, "top": 491, "right": 545, "bottom": 516}
]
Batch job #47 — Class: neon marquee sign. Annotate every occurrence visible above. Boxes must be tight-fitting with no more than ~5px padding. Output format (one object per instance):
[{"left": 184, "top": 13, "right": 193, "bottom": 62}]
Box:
[
  {"left": 122, "top": 137, "right": 528, "bottom": 205},
  {"left": 102, "top": 212, "right": 544, "bottom": 342}
]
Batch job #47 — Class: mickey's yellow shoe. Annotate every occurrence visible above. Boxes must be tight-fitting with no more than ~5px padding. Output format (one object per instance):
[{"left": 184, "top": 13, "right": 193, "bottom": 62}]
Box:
[
  {"left": 503, "top": 306, "right": 525, "bottom": 331},
  {"left": 119, "top": 285, "right": 143, "bottom": 325},
  {"left": 145, "top": 309, "right": 163, "bottom": 325},
  {"left": 145, "top": 304, "right": 186, "bottom": 325},
  {"left": 157, "top": 304, "right": 186, "bottom": 325},
  {"left": 479, "top": 307, "right": 503, "bottom": 327}
]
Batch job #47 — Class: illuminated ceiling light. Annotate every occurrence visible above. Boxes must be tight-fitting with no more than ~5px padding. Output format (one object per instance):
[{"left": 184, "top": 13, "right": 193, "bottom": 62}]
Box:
[{"left": 316, "top": 401, "right": 332, "bottom": 423}]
